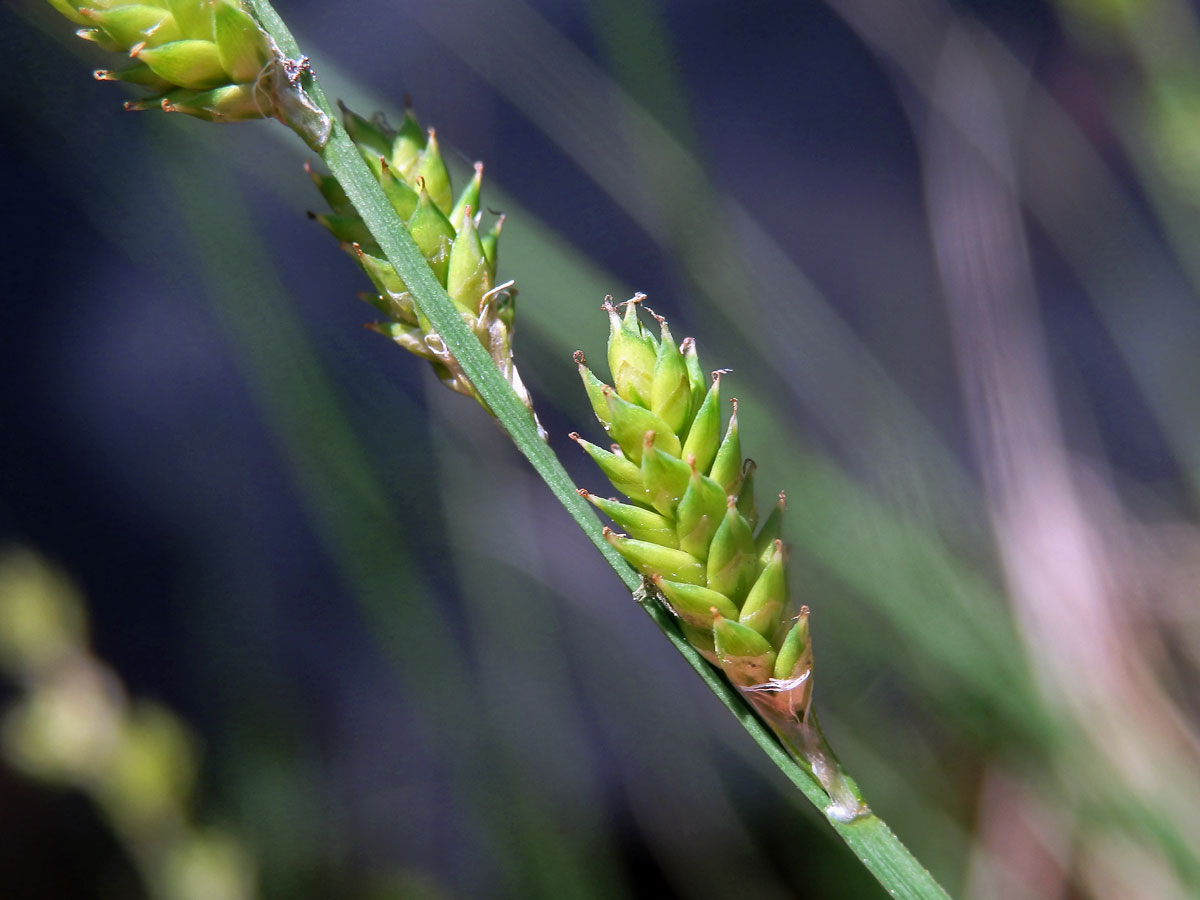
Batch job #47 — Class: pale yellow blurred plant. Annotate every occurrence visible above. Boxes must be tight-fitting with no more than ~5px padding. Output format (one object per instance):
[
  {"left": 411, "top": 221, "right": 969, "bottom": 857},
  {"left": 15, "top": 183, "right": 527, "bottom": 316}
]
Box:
[{"left": 0, "top": 548, "right": 257, "bottom": 900}]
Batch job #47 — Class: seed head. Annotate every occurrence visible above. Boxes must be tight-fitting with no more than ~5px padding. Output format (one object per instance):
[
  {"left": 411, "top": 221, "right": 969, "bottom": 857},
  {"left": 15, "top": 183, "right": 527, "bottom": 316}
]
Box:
[
  {"left": 309, "top": 102, "right": 539, "bottom": 427},
  {"left": 49, "top": 0, "right": 288, "bottom": 124},
  {"left": 573, "top": 299, "right": 815, "bottom": 720}
]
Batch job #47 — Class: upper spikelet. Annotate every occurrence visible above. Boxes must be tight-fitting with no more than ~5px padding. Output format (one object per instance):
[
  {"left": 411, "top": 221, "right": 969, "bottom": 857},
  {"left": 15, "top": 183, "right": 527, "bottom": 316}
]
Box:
[
  {"left": 46, "top": 0, "right": 283, "bottom": 122},
  {"left": 573, "top": 297, "right": 813, "bottom": 719},
  {"left": 46, "top": 0, "right": 331, "bottom": 146},
  {"left": 308, "top": 103, "right": 536, "bottom": 423}
]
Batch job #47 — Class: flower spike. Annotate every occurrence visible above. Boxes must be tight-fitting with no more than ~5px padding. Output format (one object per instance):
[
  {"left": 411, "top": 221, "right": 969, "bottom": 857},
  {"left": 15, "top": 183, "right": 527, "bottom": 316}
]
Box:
[
  {"left": 45, "top": 0, "right": 330, "bottom": 143},
  {"left": 572, "top": 301, "right": 866, "bottom": 819}
]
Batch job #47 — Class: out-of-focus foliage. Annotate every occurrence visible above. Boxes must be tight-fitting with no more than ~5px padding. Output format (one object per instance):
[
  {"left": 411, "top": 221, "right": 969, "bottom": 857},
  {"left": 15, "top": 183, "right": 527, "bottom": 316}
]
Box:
[
  {"left": 4, "top": 0, "right": 1200, "bottom": 898},
  {"left": 0, "top": 550, "right": 256, "bottom": 900}
]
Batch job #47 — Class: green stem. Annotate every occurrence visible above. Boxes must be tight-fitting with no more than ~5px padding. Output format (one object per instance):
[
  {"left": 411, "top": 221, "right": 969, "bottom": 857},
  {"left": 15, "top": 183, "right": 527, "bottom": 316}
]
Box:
[{"left": 241, "top": 3, "right": 953, "bottom": 895}]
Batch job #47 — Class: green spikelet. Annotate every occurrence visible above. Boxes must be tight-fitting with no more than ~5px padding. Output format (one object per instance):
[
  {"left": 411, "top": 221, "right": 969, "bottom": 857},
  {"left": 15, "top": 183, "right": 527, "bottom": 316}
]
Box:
[
  {"left": 605, "top": 295, "right": 657, "bottom": 406},
  {"left": 308, "top": 103, "right": 540, "bottom": 430},
  {"left": 573, "top": 299, "right": 816, "bottom": 712},
  {"left": 648, "top": 312, "right": 692, "bottom": 435},
  {"left": 580, "top": 491, "right": 677, "bottom": 548},
  {"left": 568, "top": 433, "right": 652, "bottom": 507},
  {"left": 674, "top": 458, "right": 724, "bottom": 561},
  {"left": 45, "top": 0, "right": 305, "bottom": 126},
  {"left": 713, "top": 614, "right": 776, "bottom": 689}
]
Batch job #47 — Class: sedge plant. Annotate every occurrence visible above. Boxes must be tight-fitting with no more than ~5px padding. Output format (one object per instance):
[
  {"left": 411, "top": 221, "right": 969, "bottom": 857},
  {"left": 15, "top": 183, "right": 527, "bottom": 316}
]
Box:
[{"left": 38, "top": 1, "right": 951, "bottom": 896}]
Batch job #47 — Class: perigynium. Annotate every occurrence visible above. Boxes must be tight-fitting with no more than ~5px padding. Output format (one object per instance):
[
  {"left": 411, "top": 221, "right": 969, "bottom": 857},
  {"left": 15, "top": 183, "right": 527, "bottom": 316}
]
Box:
[{"left": 573, "top": 296, "right": 865, "bottom": 819}]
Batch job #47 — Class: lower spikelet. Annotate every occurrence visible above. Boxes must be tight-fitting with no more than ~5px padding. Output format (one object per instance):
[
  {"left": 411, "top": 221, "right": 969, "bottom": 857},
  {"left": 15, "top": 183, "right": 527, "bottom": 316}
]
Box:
[{"left": 572, "top": 296, "right": 814, "bottom": 722}]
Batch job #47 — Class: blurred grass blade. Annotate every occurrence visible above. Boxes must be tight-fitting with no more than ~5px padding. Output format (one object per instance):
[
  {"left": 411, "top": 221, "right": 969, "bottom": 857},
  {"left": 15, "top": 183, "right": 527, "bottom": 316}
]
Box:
[{"left": 824, "top": 0, "right": 1200, "bottom": 500}]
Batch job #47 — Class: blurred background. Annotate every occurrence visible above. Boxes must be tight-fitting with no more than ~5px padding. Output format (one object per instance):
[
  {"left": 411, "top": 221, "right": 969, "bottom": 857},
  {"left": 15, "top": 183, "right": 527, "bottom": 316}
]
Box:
[{"left": 3, "top": 0, "right": 1200, "bottom": 897}]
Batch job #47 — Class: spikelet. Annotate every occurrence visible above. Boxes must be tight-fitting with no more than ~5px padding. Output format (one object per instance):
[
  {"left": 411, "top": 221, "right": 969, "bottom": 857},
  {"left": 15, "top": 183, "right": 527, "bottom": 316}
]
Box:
[
  {"left": 573, "top": 296, "right": 814, "bottom": 725},
  {"left": 309, "top": 103, "right": 538, "bottom": 427},
  {"left": 44, "top": 0, "right": 330, "bottom": 144}
]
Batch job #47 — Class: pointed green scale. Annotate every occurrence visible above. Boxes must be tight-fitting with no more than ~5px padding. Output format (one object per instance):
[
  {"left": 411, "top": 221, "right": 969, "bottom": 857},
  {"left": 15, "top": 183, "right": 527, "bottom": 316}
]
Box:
[
  {"left": 167, "top": 0, "right": 214, "bottom": 40},
  {"left": 124, "top": 95, "right": 170, "bottom": 111},
  {"left": 575, "top": 353, "right": 612, "bottom": 426},
  {"left": 339, "top": 102, "right": 393, "bottom": 178},
  {"left": 340, "top": 101, "right": 392, "bottom": 157},
  {"left": 406, "top": 186, "right": 455, "bottom": 285},
  {"left": 712, "top": 615, "right": 777, "bottom": 688},
  {"left": 603, "top": 529, "right": 705, "bottom": 585},
  {"left": 675, "top": 457, "right": 727, "bottom": 561},
  {"left": 706, "top": 498, "right": 757, "bottom": 604},
  {"left": 82, "top": 5, "right": 181, "bottom": 50},
  {"left": 605, "top": 297, "right": 657, "bottom": 406},
  {"left": 736, "top": 459, "right": 758, "bottom": 530},
  {"left": 710, "top": 398, "right": 743, "bottom": 495},
  {"left": 681, "top": 372, "right": 722, "bottom": 476},
  {"left": 639, "top": 435, "right": 691, "bottom": 517},
  {"left": 481, "top": 213, "right": 503, "bottom": 280},
  {"left": 351, "top": 245, "right": 415, "bottom": 318},
  {"left": 378, "top": 162, "right": 420, "bottom": 220},
  {"left": 161, "top": 83, "right": 262, "bottom": 121},
  {"left": 390, "top": 107, "right": 427, "bottom": 180},
  {"left": 649, "top": 316, "right": 691, "bottom": 436},
  {"left": 681, "top": 337, "right": 706, "bottom": 430},
  {"left": 312, "top": 212, "right": 373, "bottom": 246},
  {"left": 581, "top": 492, "right": 677, "bottom": 548},
  {"left": 755, "top": 491, "right": 786, "bottom": 570},
  {"left": 212, "top": 0, "right": 265, "bottom": 83},
  {"left": 651, "top": 575, "right": 738, "bottom": 629},
  {"left": 774, "top": 608, "right": 811, "bottom": 680},
  {"left": 446, "top": 209, "right": 492, "bottom": 315},
  {"left": 603, "top": 386, "right": 680, "bottom": 464},
  {"left": 95, "top": 62, "right": 172, "bottom": 91},
  {"left": 569, "top": 433, "right": 652, "bottom": 507},
  {"left": 416, "top": 129, "right": 454, "bottom": 215},
  {"left": 771, "top": 608, "right": 813, "bottom": 716},
  {"left": 739, "top": 540, "right": 788, "bottom": 639},
  {"left": 636, "top": 303, "right": 660, "bottom": 356},
  {"left": 450, "top": 162, "right": 483, "bottom": 232},
  {"left": 306, "top": 164, "right": 355, "bottom": 216},
  {"left": 369, "top": 320, "right": 437, "bottom": 360},
  {"left": 77, "top": 28, "right": 123, "bottom": 53},
  {"left": 135, "top": 39, "right": 229, "bottom": 90}
]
